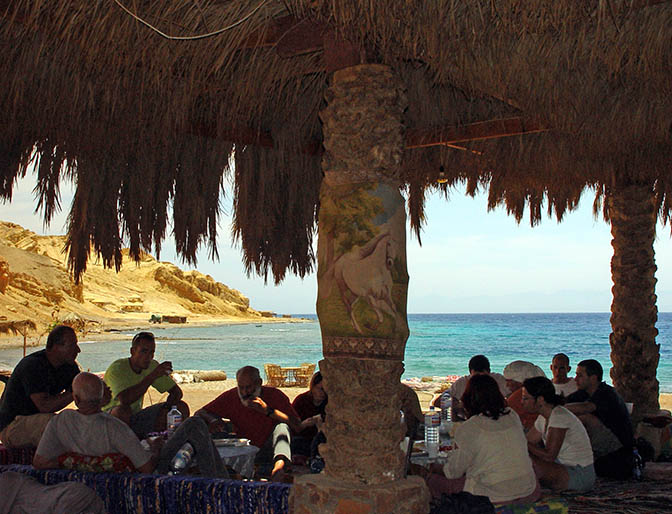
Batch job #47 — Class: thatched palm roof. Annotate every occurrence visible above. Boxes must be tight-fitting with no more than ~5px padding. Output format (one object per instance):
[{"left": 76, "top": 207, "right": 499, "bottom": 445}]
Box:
[
  {"left": 0, "top": 320, "right": 37, "bottom": 335},
  {"left": 1, "top": 0, "right": 670, "bottom": 282}
]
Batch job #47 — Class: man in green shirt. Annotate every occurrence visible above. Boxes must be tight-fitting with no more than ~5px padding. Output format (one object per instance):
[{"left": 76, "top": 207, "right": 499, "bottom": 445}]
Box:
[{"left": 103, "top": 332, "right": 189, "bottom": 439}]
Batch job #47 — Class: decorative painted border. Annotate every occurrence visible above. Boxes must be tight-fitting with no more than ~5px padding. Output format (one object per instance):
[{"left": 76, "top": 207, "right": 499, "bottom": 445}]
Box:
[{"left": 322, "top": 336, "right": 404, "bottom": 360}]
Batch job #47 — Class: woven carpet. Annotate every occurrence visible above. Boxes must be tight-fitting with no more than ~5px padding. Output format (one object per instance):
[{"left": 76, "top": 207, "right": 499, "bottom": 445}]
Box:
[
  {"left": 0, "top": 444, "right": 35, "bottom": 465},
  {"left": 563, "top": 463, "right": 672, "bottom": 513},
  {"left": 0, "top": 464, "right": 291, "bottom": 514}
]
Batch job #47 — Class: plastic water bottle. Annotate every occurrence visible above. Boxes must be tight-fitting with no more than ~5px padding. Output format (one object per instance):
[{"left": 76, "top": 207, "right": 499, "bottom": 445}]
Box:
[
  {"left": 166, "top": 405, "right": 182, "bottom": 436},
  {"left": 633, "top": 447, "right": 644, "bottom": 481},
  {"left": 424, "top": 406, "right": 440, "bottom": 458},
  {"left": 440, "top": 392, "right": 451, "bottom": 421},
  {"left": 169, "top": 442, "right": 194, "bottom": 475},
  {"left": 439, "top": 392, "right": 452, "bottom": 441}
]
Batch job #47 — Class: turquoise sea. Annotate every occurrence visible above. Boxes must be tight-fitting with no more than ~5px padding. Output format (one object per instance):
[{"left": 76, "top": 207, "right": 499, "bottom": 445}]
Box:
[{"left": 1, "top": 313, "right": 671, "bottom": 392}]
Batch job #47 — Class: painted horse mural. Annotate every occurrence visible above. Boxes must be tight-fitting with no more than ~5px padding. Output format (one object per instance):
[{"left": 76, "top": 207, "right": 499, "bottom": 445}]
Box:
[{"left": 327, "top": 231, "right": 399, "bottom": 334}]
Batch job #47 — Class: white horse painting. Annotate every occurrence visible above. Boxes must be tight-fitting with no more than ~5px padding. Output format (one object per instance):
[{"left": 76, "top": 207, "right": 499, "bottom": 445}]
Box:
[{"left": 329, "top": 231, "right": 399, "bottom": 334}]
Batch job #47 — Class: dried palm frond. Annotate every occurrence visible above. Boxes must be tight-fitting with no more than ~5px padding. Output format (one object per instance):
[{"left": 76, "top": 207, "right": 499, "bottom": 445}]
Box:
[{"left": 0, "top": 0, "right": 669, "bottom": 279}]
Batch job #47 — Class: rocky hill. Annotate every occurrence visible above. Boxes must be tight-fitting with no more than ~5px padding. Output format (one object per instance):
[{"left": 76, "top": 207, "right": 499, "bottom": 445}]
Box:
[{"left": 0, "top": 221, "right": 265, "bottom": 337}]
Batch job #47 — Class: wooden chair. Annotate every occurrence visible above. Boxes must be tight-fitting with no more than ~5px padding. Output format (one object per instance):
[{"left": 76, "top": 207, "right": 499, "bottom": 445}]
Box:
[
  {"left": 264, "top": 363, "right": 286, "bottom": 387},
  {"left": 296, "top": 363, "right": 316, "bottom": 388}
]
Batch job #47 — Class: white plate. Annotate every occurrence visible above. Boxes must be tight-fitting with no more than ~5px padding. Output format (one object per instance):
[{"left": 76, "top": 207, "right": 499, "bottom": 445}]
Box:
[{"left": 214, "top": 438, "right": 250, "bottom": 447}]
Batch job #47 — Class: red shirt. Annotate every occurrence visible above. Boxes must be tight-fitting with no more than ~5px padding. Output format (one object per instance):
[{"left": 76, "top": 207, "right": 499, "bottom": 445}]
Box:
[
  {"left": 507, "top": 387, "right": 539, "bottom": 430},
  {"left": 292, "top": 391, "right": 325, "bottom": 440},
  {"left": 203, "top": 386, "right": 298, "bottom": 447}
]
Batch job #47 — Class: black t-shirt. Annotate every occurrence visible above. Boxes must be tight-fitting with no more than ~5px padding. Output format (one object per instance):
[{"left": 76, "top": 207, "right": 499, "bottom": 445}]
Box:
[
  {"left": 567, "top": 382, "right": 633, "bottom": 449},
  {"left": 0, "top": 349, "right": 79, "bottom": 431}
]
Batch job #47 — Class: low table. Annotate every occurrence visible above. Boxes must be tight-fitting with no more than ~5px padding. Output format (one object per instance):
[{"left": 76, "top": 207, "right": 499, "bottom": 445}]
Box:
[
  {"left": 217, "top": 444, "right": 259, "bottom": 478},
  {"left": 409, "top": 440, "right": 454, "bottom": 469},
  {"left": 410, "top": 452, "right": 451, "bottom": 468}
]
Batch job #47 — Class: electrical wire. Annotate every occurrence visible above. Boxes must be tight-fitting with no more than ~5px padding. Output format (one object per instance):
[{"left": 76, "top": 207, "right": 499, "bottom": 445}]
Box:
[{"left": 111, "top": 0, "right": 269, "bottom": 41}]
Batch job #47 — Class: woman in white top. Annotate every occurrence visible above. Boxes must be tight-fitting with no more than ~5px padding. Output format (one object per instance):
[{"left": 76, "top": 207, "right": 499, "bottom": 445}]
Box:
[
  {"left": 425, "top": 374, "right": 539, "bottom": 505},
  {"left": 522, "top": 376, "right": 595, "bottom": 492}
]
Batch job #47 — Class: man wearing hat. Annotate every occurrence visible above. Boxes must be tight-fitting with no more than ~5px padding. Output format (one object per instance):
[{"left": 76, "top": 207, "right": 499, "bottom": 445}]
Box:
[{"left": 503, "top": 361, "right": 546, "bottom": 431}]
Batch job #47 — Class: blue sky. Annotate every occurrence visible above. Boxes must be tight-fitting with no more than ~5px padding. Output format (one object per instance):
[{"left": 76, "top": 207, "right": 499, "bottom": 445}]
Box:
[{"left": 3, "top": 174, "right": 672, "bottom": 314}]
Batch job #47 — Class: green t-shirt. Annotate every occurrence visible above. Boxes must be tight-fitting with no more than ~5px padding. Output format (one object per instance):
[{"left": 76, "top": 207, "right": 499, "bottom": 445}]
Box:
[{"left": 102, "top": 358, "right": 175, "bottom": 414}]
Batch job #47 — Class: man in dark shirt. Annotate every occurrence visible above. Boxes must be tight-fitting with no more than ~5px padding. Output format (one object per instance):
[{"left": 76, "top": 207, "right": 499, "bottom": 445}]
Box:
[
  {"left": 0, "top": 325, "right": 81, "bottom": 447},
  {"left": 566, "top": 359, "right": 634, "bottom": 479}
]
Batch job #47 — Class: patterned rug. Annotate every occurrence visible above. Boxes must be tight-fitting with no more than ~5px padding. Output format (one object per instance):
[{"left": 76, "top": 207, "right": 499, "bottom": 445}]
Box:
[{"left": 564, "top": 462, "right": 672, "bottom": 513}]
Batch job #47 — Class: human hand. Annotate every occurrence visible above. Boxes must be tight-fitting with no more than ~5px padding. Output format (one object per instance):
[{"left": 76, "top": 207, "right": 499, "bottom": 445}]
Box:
[
  {"left": 148, "top": 436, "right": 164, "bottom": 455},
  {"left": 248, "top": 396, "right": 267, "bottom": 414},
  {"left": 152, "top": 361, "right": 173, "bottom": 379}
]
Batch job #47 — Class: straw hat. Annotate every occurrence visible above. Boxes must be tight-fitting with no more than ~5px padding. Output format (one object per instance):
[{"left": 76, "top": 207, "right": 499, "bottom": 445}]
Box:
[{"left": 503, "top": 361, "right": 546, "bottom": 384}]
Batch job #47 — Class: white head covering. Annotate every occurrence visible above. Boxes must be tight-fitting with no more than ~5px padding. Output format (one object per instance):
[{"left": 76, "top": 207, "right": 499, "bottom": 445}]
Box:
[{"left": 503, "top": 360, "right": 546, "bottom": 384}]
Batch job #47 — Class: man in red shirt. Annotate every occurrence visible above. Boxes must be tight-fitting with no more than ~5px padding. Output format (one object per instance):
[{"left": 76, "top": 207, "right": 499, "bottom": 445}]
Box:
[{"left": 196, "top": 366, "right": 301, "bottom": 480}]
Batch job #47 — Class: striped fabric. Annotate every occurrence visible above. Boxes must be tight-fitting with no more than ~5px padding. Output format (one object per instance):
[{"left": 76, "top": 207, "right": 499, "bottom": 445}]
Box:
[
  {"left": 0, "top": 464, "right": 290, "bottom": 514},
  {"left": 0, "top": 445, "right": 35, "bottom": 465}
]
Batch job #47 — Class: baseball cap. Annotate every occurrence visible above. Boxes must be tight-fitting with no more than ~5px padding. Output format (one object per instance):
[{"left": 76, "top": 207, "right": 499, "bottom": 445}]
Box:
[{"left": 503, "top": 360, "right": 546, "bottom": 383}]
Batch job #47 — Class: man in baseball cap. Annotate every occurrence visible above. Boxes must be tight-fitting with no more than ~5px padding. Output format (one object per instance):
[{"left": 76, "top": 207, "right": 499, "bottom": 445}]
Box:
[{"left": 503, "top": 360, "right": 546, "bottom": 431}]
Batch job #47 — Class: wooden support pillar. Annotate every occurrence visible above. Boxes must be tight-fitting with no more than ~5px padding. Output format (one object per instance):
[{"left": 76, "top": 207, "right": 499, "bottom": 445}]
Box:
[
  {"left": 289, "top": 64, "right": 429, "bottom": 513},
  {"left": 608, "top": 181, "right": 660, "bottom": 423}
]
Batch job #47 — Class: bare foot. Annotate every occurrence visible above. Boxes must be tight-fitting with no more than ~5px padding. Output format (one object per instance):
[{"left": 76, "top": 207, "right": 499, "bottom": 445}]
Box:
[{"left": 271, "top": 459, "right": 287, "bottom": 482}]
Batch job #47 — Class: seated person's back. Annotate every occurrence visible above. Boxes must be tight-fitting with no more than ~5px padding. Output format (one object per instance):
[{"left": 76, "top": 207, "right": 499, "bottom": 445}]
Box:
[
  {"left": 441, "top": 374, "right": 539, "bottom": 504},
  {"left": 34, "top": 372, "right": 226, "bottom": 478},
  {"left": 449, "top": 355, "right": 508, "bottom": 420},
  {"left": 34, "top": 372, "right": 153, "bottom": 473}
]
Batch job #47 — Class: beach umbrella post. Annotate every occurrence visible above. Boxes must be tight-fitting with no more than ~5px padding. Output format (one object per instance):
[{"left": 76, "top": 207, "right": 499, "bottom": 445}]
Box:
[{"left": 289, "top": 64, "right": 430, "bottom": 513}]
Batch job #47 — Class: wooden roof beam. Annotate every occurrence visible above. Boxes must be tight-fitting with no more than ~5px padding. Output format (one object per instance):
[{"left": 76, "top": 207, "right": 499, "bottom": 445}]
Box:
[
  {"left": 193, "top": 116, "right": 549, "bottom": 153},
  {"left": 237, "top": 15, "right": 328, "bottom": 57},
  {"left": 405, "top": 117, "right": 549, "bottom": 150}
]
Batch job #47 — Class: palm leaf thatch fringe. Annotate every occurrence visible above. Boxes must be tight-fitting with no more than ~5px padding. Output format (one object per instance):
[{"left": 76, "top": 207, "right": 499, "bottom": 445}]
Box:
[
  {"left": 0, "top": 0, "right": 671, "bottom": 281},
  {"left": 0, "top": 320, "right": 37, "bottom": 335}
]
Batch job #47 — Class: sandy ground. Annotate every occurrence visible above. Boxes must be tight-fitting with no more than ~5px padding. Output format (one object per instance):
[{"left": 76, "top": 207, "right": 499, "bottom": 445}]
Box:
[
  {"left": 0, "top": 378, "right": 437, "bottom": 414},
  {"left": 115, "top": 380, "right": 672, "bottom": 415},
  {"left": 0, "top": 378, "right": 669, "bottom": 414}
]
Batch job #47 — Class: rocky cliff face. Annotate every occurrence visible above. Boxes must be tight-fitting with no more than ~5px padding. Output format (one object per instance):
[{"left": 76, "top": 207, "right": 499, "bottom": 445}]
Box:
[{"left": 0, "top": 221, "right": 261, "bottom": 330}]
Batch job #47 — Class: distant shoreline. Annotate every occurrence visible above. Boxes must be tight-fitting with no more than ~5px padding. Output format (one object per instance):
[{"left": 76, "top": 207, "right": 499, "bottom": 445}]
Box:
[{"left": 0, "top": 315, "right": 313, "bottom": 350}]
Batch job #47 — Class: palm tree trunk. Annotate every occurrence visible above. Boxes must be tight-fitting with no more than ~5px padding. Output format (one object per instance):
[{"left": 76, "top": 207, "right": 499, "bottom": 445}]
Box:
[{"left": 608, "top": 181, "right": 660, "bottom": 423}]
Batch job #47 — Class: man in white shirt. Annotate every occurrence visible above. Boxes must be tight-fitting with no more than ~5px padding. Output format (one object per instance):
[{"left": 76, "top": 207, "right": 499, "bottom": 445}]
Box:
[
  {"left": 550, "top": 353, "right": 578, "bottom": 397},
  {"left": 33, "top": 372, "right": 226, "bottom": 477},
  {"left": 449, "top": 355, "right": 508, "bottom": 420},
  {"left": 33, "top": 372, "right": 159, "bottom": 473}
]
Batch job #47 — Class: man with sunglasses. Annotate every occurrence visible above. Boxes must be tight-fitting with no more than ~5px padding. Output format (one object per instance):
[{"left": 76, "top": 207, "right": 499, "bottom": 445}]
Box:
[{"left": 103, "top": 331, "right": 189, "bottom": 439}]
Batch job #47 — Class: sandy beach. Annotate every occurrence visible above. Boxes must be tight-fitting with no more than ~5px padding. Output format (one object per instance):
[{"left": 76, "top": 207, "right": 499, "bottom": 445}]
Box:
[
  {"left": 0, "top": 315, "right": 310, "bottom": 350},
  {"left": 1, "top": 375, "right": 671, "bottom": 413},
  {"left": 131, "top": 379, "right": 672, "bottom": 414}
]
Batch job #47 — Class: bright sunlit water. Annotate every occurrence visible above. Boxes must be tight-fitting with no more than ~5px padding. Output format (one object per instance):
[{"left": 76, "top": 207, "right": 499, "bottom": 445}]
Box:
[{"left": 1, "top": 313, "right": 670, "bottom": 392}]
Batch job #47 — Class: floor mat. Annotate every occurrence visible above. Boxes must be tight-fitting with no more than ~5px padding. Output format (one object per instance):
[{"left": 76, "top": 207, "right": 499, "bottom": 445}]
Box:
[{"left": 565, "top": 462, "right": 672, "bottom": 513}]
